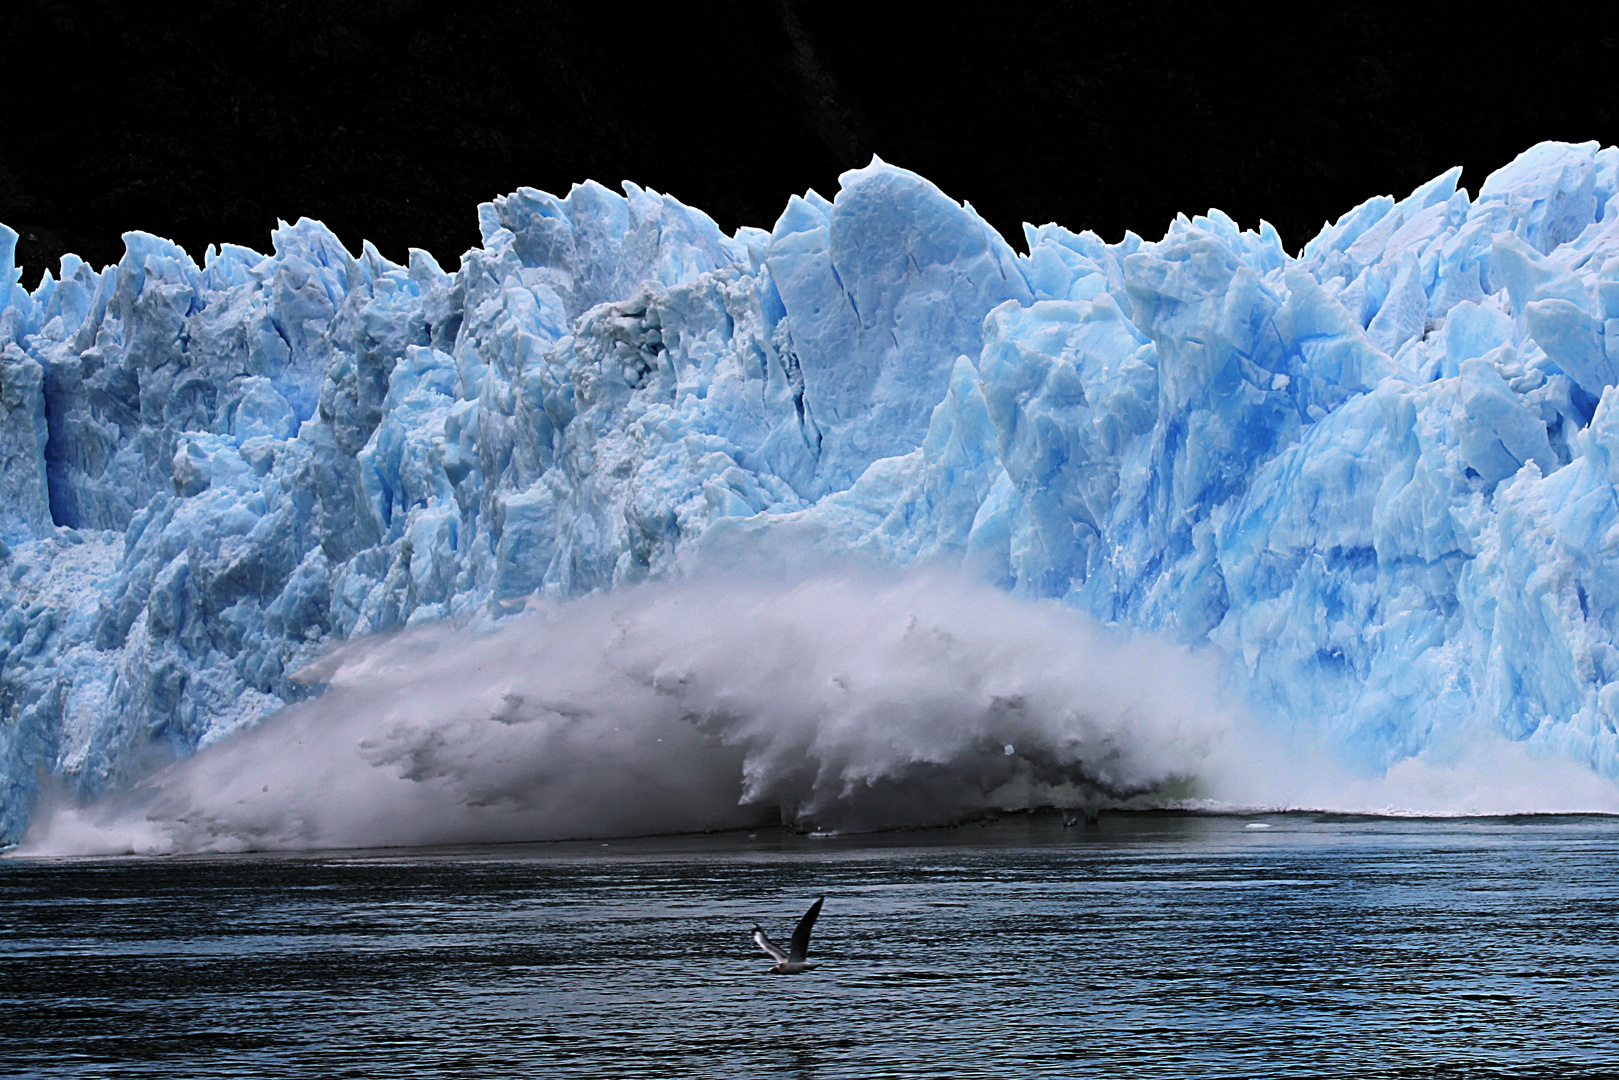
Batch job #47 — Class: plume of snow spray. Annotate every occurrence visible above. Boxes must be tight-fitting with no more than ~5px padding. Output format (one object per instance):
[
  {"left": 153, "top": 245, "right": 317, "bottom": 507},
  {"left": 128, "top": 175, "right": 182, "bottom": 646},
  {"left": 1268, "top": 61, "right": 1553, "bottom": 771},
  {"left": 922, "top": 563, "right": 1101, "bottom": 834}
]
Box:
[
  {"left": 21, "top": 564, "right": 1619, "bottom": 857},
  {"left": 18, "top": 568, "right": 1234, "bottom": 854}
]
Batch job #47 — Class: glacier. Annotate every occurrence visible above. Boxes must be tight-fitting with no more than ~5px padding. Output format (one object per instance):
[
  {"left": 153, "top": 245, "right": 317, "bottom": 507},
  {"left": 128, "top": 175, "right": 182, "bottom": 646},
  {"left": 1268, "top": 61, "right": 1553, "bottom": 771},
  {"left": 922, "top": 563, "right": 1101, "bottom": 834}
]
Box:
[{"left": 5, "top": 141, "right": 1619, "bottom": 846}]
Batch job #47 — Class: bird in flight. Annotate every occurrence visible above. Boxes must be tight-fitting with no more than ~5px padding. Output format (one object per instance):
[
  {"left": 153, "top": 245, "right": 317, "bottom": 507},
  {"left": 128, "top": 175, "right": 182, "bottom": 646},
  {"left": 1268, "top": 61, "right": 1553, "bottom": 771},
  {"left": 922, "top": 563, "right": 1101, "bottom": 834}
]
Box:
[{"left": 752, "top": 896, "right": 825, "bottom": 974}]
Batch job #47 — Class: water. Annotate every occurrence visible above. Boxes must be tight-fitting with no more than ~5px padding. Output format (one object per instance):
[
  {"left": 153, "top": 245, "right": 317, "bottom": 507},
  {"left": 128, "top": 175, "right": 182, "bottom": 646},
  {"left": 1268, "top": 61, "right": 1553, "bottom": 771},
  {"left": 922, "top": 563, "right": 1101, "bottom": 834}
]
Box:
[{"left": 4, "top": 812, "right": 1618, "bottom": 1078}]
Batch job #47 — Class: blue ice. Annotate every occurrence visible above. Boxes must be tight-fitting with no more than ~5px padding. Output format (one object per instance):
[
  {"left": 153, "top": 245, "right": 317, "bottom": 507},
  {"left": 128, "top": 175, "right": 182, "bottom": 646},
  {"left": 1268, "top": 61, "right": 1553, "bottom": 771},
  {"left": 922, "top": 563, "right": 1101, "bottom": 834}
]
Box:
[{"left": 4, "top": 142, "right": 1619, "bottom": 841}]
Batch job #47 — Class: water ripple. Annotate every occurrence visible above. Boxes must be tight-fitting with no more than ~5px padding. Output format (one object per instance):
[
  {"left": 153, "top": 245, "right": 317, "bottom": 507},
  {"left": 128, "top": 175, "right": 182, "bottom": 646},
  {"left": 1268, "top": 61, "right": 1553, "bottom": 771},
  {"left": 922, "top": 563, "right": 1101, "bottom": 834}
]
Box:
[{"left": 4, "top": 812, "right": 1618, "bottom": 1077}]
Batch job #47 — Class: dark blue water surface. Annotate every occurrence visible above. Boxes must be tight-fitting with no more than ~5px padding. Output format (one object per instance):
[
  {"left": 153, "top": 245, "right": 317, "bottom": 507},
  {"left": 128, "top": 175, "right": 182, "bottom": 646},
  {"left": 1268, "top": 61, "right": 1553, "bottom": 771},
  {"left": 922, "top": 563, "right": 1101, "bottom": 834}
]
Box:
[{"left": 4, "top": 813, "right": 1619, "bottom": 1078}]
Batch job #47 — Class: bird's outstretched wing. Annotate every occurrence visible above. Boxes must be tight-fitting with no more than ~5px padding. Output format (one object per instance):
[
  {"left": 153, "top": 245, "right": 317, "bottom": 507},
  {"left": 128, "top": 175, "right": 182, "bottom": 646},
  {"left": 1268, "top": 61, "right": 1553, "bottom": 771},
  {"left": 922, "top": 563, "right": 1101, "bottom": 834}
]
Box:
[
  {"left": 753, "top": 926, "right": 788, "bottom": 963},
  {"left": 788, "top": 897, "right": 824, "bottom": 963}
]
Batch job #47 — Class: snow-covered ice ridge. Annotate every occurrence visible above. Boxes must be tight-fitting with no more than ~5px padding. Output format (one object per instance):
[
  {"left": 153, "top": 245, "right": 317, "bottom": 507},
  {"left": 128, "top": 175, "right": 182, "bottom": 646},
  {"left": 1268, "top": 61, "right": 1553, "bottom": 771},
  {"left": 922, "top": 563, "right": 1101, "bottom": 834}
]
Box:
[{"left": 3, "top": 142, "right": 1619, "bottom": 842}]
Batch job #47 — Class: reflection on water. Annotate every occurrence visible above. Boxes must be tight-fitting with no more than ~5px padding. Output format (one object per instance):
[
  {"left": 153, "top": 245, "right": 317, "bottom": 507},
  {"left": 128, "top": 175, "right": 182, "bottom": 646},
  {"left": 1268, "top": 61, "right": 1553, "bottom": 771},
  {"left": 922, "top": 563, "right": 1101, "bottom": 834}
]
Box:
[{"left": 4, "top": 812, "right": 1619, "bottom": 1078}]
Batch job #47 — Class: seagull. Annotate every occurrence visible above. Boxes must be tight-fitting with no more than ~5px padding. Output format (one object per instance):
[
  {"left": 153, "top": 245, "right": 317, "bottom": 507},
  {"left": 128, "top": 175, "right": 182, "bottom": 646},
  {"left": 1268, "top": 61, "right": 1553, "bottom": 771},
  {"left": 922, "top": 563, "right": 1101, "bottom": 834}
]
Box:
[{"left": 752, "top": 896, "right": 824, "bottom": 975}]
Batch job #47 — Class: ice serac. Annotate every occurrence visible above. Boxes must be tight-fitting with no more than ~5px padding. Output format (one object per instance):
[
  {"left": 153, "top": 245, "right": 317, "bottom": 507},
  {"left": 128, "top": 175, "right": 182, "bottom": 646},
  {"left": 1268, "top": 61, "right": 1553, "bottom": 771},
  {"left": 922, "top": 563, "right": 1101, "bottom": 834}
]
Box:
[{"left": 5, "top": 143, "right": 1619, "bottom": 841}]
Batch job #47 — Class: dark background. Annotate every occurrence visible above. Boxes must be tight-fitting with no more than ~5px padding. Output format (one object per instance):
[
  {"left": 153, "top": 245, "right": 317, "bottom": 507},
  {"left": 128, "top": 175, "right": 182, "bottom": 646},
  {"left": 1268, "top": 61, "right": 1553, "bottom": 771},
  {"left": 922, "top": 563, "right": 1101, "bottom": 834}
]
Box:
[{"left": 2, "top": 1, "right": 1615, "bottom": 288}]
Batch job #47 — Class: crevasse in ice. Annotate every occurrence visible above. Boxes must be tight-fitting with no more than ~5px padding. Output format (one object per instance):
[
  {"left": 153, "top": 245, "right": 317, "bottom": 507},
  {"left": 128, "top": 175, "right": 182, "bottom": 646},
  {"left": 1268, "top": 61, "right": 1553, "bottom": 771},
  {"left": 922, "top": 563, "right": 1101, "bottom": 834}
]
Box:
[{"left": 3, "top": 142, "right": 1619, "bottom": 841}]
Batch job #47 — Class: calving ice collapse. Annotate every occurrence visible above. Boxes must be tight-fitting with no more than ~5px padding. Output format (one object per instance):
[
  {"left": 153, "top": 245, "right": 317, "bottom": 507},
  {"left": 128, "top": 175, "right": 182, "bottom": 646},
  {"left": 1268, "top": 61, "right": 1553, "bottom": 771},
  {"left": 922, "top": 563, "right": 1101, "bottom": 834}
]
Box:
[{"left": 4, "top": 141, "right": 1619, "bottom": 848}]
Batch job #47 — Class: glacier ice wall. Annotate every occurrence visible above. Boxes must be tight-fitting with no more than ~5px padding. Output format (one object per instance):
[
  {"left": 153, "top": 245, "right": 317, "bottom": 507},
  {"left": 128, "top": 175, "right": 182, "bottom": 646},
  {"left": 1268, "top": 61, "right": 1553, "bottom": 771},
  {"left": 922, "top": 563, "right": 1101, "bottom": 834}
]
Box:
[{"left": 5, "top": 142, "right": 1619, "bottom": 842}]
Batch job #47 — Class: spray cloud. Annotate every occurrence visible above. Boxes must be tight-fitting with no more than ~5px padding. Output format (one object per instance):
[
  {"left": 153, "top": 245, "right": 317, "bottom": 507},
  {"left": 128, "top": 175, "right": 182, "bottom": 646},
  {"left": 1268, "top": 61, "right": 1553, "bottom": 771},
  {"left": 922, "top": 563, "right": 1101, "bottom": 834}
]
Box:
[{"left": 19, "top": 568, "right": 1236, "bottom": 855}]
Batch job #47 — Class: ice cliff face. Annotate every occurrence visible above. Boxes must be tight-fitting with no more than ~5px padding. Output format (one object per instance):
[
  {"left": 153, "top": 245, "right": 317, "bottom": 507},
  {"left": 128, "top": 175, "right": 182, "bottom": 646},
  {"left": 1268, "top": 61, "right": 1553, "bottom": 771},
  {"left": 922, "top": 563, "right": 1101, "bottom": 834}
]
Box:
[{"left": 4, "top": 142, "right": 1619, "bottom": 841}]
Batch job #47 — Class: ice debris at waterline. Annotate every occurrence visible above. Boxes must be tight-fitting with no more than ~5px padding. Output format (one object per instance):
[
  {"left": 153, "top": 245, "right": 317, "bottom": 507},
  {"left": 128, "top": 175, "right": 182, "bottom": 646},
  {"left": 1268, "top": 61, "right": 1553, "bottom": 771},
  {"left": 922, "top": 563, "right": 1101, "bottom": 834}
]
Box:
[{"left": 6, "top": 142, "right": 1619, "bottom": 847}]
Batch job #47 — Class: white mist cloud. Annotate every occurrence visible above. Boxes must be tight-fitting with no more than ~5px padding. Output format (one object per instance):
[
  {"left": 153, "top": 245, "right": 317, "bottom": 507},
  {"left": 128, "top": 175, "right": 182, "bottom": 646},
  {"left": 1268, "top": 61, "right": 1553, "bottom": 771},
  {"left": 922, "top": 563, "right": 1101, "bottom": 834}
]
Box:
[
  {"left": 1206, "top": 731, "right": 1619, "bottom": 817},
  {"left": 18, "top": 567, "right": 1235, "bottom": 855},
  {"left": 19, "top": 565, "right": 1619, "bottom": 858}
]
